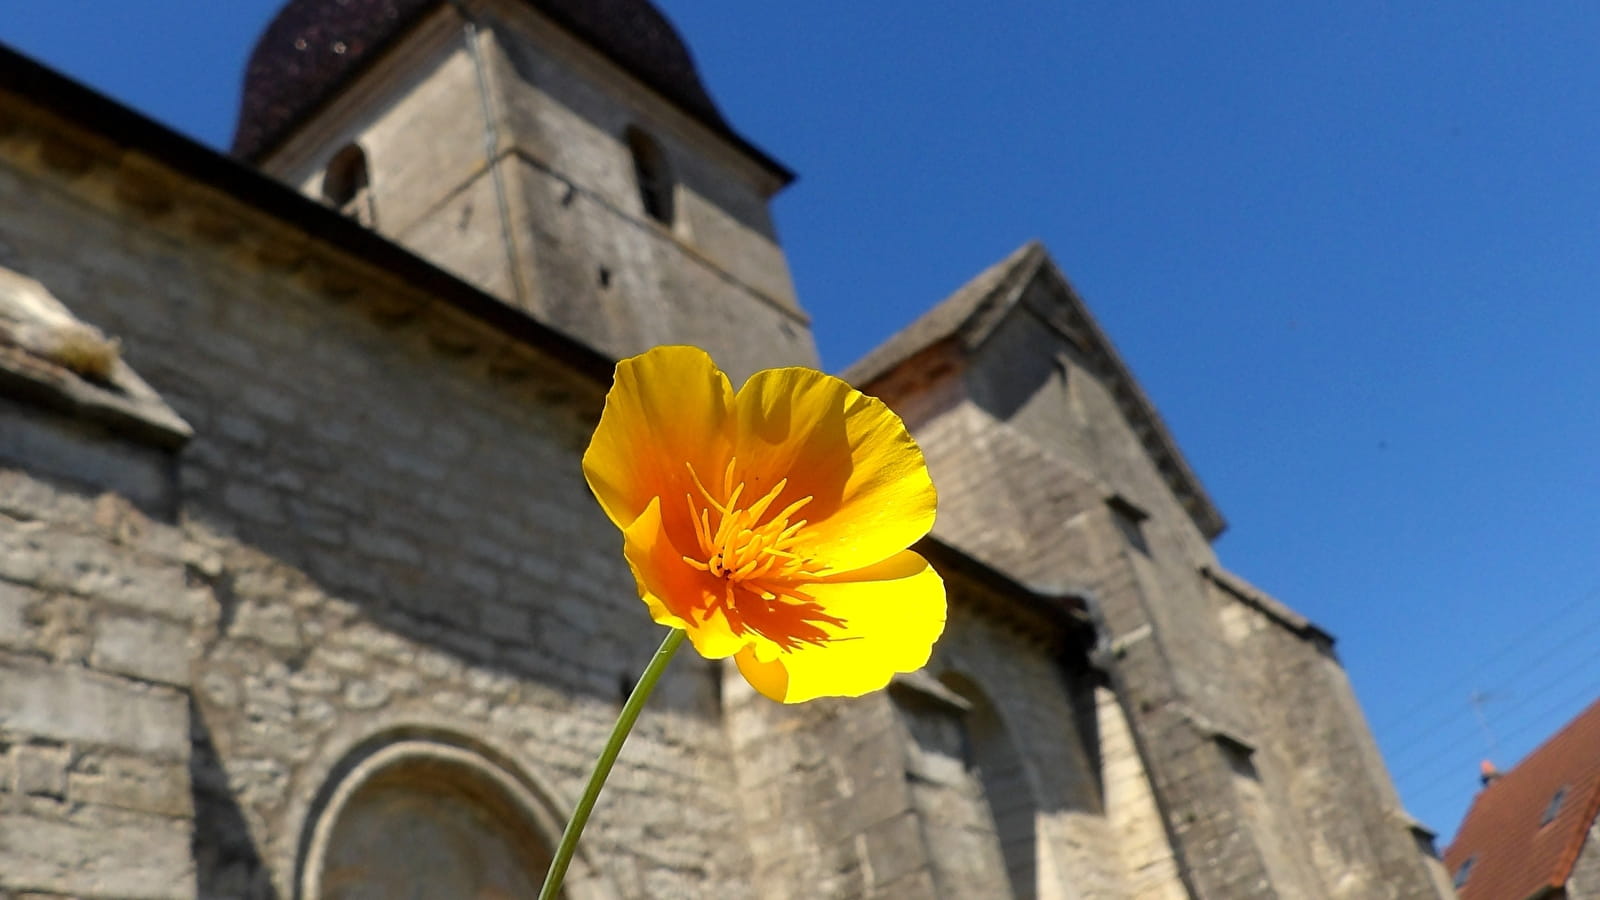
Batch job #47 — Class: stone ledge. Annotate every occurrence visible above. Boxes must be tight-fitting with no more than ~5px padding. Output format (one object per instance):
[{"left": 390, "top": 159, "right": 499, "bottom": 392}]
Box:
[
  {"left": 0, "top": 337, "right": 191, "bottom": 451},
  {"left": 1202, "top": 565, "right": 1335, "bottom": 646},
  {"left": 0, "top": 267, "right": 191, "bottom": 451}
]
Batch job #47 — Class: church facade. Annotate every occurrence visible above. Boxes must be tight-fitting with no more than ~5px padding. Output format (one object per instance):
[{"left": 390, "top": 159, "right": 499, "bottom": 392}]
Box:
[{"left": 0, "top": 2, "right": 1452, "bottom": 897}]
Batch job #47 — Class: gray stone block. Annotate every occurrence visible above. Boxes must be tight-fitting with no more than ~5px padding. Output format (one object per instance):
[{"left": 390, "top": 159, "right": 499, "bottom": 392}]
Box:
[
  {"left": 90, "top": 614, "right": 191, "bottom": 686},
  {"left": 0, "top": 655, "right": 188, "bottom": 758},
  {"left": 0, "top": 809, "right": 194, "bottom": 899},
  {"left": 0, "top": 579, "right": 34, "bottom": 648},
  {"left": 14, "top": 743, "right": 68, "bottom": 799},
  {"left": 68, "top": 751, "right": 191, "bottom": 818}
]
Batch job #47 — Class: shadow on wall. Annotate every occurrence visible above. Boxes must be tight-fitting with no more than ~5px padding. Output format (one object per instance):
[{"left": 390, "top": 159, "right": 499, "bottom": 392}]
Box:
[
  {"left": 941, "top": 672, "right": 1041, "bottom": 900},
  {"left": 191, "top": 694, "right": 282, "bottom": 900}
]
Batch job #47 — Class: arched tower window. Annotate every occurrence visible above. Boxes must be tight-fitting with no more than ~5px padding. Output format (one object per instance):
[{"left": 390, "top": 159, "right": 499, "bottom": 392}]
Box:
[
  {"left": 941, "top": 672, "right": 1041, "bottom": 900},
  {"left": 322, "top": 143, "right": 375, "bottom": 227},
  {"left": 626, "top": 127, "right": 675, "bottom": 225}
]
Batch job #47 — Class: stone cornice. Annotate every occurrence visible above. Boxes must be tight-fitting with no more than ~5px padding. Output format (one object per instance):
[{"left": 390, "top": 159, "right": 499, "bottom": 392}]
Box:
[
  {"left": 0, "top": 44, "right": 615, "bottom": 398},
  {"left": 917, "top": 535, "right": 1097, "bottom": 662},
  {"left": 1202, "top": 564, "right": 1334, "bottom": 647},
  {"left": 0, "top": 341, "right": 192, "bottom": 449},
  {"left": 0, "top": 46, "right": 1100, "bottom": 676}
]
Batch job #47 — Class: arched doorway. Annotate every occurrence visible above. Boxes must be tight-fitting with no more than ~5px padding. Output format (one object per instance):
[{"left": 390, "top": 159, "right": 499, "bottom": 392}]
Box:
[{"left": 300, "top": 740, "right": 561, "bottom": 900}]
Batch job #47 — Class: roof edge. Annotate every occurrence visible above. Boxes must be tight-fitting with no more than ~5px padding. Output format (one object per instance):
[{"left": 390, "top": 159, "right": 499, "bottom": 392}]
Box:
[
  {"left": 1201, "top": 565, "right": 1333, "bottom": 645},
  {"left": 0, "top": 44, "right": 1114, "bottom": 668},
  {"left": 1552, "top": 759, "right": 1600, "bottom": 889},
  {"left": 519, "top": 0, "right": 795, "bottom": 185},
  {"left": 916, "top": 533, "right": 1094, "bottom": 656},
  {"left": 1032, "top": 251, "right": 1227, "bottom": 540},
  {"left": 0, "top": 40, "right": 616, "bottom": 387},
  {"left": 234, "top": 0, "right": 795, "bottom": 186},
  {"left": 848, "top": 240, "right": 1227, "bottom": 542}
]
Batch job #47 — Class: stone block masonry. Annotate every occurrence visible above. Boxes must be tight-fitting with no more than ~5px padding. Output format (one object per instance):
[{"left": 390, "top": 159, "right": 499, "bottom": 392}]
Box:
[
  {"left": 0, "top": 132, "right": 761, "bottom": 896},
  {"left": 0, "top": 10, "right": 1454, "bottom": 895},
  {"left": 1, "top": 470, "right": 198, "bottom": 900}
]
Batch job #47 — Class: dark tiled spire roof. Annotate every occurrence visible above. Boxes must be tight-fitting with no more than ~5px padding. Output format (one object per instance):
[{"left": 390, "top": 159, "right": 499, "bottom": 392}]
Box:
[{"left": 231, "top": 0, "right": 784, "bottom": 179}]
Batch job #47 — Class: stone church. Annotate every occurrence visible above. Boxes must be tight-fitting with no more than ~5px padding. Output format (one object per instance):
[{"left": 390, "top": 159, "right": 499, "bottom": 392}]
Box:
[{"left": 0, "top": 1, "right": 1453, "bottom": 897}]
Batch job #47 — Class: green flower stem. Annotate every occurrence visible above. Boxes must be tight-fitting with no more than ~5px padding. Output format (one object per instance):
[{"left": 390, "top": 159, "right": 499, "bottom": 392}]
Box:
[{"left": 539, "top": 627, "right": 687, "bottom": 900}]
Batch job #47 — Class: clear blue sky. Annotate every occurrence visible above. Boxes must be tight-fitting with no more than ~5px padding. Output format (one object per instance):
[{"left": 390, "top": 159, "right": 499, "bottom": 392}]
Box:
[{"left": 7, "top": 1, "right": 1600, "bottom": 844}]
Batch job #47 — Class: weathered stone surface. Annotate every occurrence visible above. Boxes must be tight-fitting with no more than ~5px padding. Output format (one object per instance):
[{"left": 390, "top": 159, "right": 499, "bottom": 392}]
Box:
[
  {"left": 91, "top": 613, "right": 191, "bottom": 685},
  {"left": 1569, "top": 819, "right": 1600, "bottom": 897},
  {"left": 866, "top": 260, "right": 1448, "bottom": 898},
  {"left": 1, "top": 808, "right": 194, "bottom": 899},
  {"left": 0, "top": 5, "right": 1442, "bottom": 898},
  {"left": 0, "top": 655, "right": 188, "bottom": 758},
  {"left": 0, "top": 517, "right": 199, "bottom": 621},
  {"left": 0, "top": 579, "right": 33, "bottom": 648},
  {"left": 68, "top": 750, "right": 192, "bottom": 818},
  {"left": 14, "top": 743, "right": 69, "bottom": 799},
  {"left": 0, "top": 401, "right": 180, "bottom": 515}
]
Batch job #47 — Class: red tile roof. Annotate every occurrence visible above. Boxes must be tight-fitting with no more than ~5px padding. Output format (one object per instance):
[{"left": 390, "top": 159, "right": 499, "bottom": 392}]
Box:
[{"left": 1444, "top": 696, "right": 1600, "bottom": 900}]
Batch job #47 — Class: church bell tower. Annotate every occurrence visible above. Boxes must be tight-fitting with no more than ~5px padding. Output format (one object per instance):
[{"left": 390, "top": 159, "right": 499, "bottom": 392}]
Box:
[{"left": 232, "top": 0, "right": 816, "bottom": 381}]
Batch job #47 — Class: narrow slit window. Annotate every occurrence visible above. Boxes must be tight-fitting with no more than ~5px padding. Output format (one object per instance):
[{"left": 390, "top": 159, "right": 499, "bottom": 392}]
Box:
[{"left": 626, "top": 127, "right": 675, "bottom": 225}]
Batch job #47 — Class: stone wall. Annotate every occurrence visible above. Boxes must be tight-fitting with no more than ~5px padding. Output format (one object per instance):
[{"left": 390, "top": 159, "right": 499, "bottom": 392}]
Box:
[
  {"left": 725, "top": 685, "right": 940, "bottom": 899},
  {"left": 927, "top": 597, "right": 1125, "bottom": 899},
  {"left": 868, "top": 262, "right": 1452, "bottom": 898},
  {"left": 0, "top": 102, "right": 760, "bottom": 897},
  {"left": 261, "top": 1, "right": 815, "bottom": 385},
  {"left": 1570, "top": 819, "right": 1600, "bottom": 899},
  {"left": 884, "top": 310, "right": 1281, "bottom": 896},
  {"left": 0, "top": 436, "right": 196, "bottom": 898},
  {"left": 722, "top": 567, "right": 1127, "bottom": 900},
  {"left": 492, "top": 6, "right": 816, "bottom": 384},
  {"left": 1093, "top": 684, "right": 1188, "bottom": 900},
  {"left": 491, "top": 2, "right": 799, "bottom": 311},
  {"left": 1209, "top": 570, "right": 1444, "bottom": 898},
  {"left": 0, "top": 484, "right": 195, "bottom": 898}
]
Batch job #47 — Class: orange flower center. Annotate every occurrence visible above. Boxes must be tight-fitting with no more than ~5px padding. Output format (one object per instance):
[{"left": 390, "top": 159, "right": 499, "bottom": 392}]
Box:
[{"left": 681, "top": 460, "right": 845, "bottom": 651}]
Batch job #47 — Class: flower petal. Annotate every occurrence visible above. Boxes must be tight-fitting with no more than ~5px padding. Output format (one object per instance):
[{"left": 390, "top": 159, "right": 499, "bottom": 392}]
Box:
[
  {"left": 732, "top": 368, "right": 936, "bottom": 573},
  {"left": 622, "top": 496, "right": 745, "bottom": 659},
  {"left": 734, "top": 646, "right": 789, "bottom": 701},
  {"left": 583, "top": 346, "right": 735, "bottom": 538},
  {"left": 741, "top": 550, "right": 946, "bottom": 703}
]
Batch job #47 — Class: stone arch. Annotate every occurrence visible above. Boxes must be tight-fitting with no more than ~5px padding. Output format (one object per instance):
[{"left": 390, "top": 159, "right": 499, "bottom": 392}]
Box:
[
  {"left": 940, "top": 671, "right": 1043, "bottom": 900},
  {"left": 293, "top": 729, "right": 612, "bottom": 900},
  {"left": 625, "top": 126, "right": 675, "bottom": 225}
]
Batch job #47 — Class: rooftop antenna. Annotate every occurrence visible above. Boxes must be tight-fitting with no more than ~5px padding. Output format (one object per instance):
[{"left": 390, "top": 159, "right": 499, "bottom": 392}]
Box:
[{"left": 1469, "top": 689, "right": 1502, "bottom": 762}]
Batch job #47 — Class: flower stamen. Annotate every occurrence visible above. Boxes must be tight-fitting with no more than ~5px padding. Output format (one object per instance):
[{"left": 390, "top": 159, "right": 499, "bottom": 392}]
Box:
[{"left": 681, "top": 460, "right": 843, "bottom": 650}]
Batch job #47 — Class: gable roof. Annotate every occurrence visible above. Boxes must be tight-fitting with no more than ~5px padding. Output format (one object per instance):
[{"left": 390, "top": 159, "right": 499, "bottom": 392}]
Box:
[
  {"left": 1444, "top": 696, "right": 1600, "bottom": 900},
  {"left": 844, "top": 241, "right": 1227, "bottom": 541},
  {"left": 844, "top": 241, "right": 1042, "bottom": 389},
  {"left": 0, "top": 44, "right": 1101, "bottom": 653}
]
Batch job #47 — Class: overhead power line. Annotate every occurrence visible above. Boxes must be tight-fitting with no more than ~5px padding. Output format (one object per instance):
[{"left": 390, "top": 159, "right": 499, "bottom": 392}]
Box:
[{"left": 1371, "top": 586, "right": 1599, "bottom": 737}]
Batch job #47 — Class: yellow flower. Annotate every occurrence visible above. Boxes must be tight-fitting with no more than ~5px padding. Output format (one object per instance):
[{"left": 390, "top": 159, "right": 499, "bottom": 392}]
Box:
[{"left": 583, "top": 346, "right": 946, "bottom": 703}]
